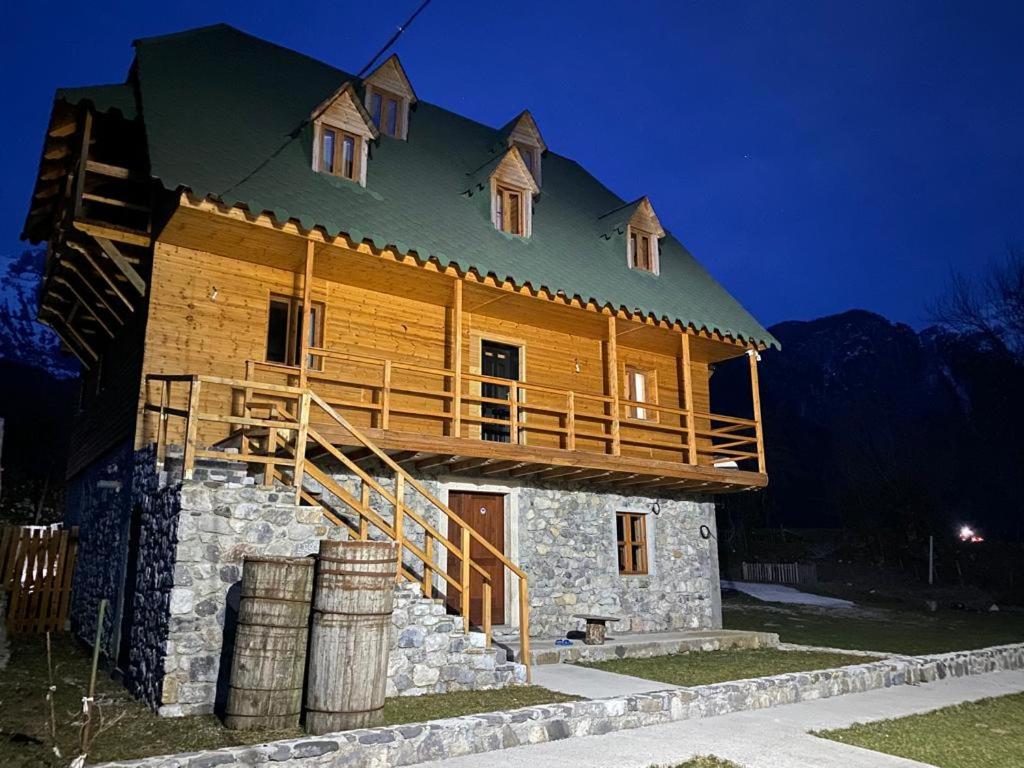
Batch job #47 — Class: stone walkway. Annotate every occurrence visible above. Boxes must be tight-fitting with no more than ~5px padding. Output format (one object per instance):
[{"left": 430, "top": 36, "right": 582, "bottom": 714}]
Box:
[
  {"left": 532, "top": 662, "right": 679, "bottom": 698},
  {"left": 417, "top": 670, "right": 1024, "bottom": 767}
]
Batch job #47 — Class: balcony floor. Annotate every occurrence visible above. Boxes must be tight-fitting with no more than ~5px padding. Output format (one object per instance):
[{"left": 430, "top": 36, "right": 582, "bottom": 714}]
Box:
[{"left": 313, "top": 423, "right": 768, "bottom": 495}]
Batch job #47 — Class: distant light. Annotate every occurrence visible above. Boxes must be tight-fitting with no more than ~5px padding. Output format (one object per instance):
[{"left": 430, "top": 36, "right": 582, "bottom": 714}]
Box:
[{"left": 958, "top": 525, "right": 984, "bottom": 543}]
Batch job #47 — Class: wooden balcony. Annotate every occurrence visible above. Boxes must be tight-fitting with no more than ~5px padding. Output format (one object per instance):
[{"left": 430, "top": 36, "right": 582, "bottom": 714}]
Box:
[{"left": 243, "top": 346, "right": 766, "bottom": 495}]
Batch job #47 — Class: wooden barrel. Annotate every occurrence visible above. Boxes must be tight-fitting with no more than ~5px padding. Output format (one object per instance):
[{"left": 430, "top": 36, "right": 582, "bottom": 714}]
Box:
[
  {"left": 305, "top": 540, "right": 398, "bottom": 734},
  {"left": 224, "top": 555, "right": 314, "bottom": 730}
]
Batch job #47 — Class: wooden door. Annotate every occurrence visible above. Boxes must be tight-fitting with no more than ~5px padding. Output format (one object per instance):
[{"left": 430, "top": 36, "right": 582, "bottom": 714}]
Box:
[
  {"left": 480, "top": 340, "right": 520, "bottom": 443},
  {"left": 447, "top": 491, "right": 505, "bottom": 626}
]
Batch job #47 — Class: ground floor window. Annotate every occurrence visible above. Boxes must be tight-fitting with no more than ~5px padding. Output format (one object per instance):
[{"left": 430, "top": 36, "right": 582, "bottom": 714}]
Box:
[{"left": 616, "top": 511, "right": 649, "bottom": 575}]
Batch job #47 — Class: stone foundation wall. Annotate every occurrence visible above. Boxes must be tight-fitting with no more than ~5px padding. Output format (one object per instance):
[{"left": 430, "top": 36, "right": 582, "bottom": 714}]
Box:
[
  {"left": 318, "top": 463, "right": 720, "bottom": 638},
  {"left": 63, "top": 440, "right": 138, "bottom": 658},
  {"left": 96, "top": 642, "right": 1024, "bottom": 768}
]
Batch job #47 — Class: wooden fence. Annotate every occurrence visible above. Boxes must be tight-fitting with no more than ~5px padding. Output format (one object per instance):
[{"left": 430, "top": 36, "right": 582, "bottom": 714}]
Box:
[
  {"left": 741, "top": 561, "right": 817, "bottom": 585},
  {"left": 0, "top": 525, "right": 79, "bottom": 634}
]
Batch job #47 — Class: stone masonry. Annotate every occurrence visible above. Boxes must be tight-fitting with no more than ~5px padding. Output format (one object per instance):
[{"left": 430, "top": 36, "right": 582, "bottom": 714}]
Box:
[
  {"left": 320, "top": 461, "right": 722, "bottom": 639},
  {"left": 123, "top": 452, "right": 525, "bottom": 716},
  {"left": 96, "top": 642, "right": 1024, "bottom": 768}
]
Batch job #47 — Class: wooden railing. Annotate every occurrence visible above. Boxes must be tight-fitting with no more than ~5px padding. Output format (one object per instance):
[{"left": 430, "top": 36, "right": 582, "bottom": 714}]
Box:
[
  {"left": 145, "top": 373, "right": 532, "bottom": 680},
  {"left": 246, "top": 346, "right": 764, "bottom": 472}
]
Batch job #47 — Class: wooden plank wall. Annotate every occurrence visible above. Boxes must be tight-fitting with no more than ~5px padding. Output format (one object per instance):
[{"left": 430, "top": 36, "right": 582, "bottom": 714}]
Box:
[{"left": 138, "top": 240, "right": 714, "bottom": 462}]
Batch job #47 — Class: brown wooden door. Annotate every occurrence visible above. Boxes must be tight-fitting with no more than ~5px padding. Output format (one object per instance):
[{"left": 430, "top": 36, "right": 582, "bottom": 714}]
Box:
[{"left": 447, "top": 491, "right": 505, "bottom": 626}]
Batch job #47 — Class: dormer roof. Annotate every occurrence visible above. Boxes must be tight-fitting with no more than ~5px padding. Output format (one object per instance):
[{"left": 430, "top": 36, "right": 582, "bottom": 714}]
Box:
[
  {"left": 363, "top": 54, "right": 417, "bottom": 103},
  {"left": 599, "top": 197, "right": 665, "bottom": 238},
  {"left": 498, "top": 110, "right": 546, "bottom": 152},
  {"left": 311, "top": 81, "right": 379, "bottom": 140}
]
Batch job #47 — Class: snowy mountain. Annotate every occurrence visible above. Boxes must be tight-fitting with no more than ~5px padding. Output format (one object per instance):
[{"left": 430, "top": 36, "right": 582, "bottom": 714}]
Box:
[{"left": 0, "top": 249, "right": 78, "bottom": 379}]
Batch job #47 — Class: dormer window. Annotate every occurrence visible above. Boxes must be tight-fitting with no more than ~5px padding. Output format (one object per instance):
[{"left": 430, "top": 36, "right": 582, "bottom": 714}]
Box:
[
  {"left": 629, "top": 230, "right": 656, "bottom": 273},
  {"left": 495, "top": 186, "right": 524, "bottom": 235},
  {"left": 319, "top": 126, "right": 359, "bottom": 180},
  {"left": 370, "top": 90, "right": 401, "bottom": 137},
  {"left": 363, "top": 54, "right": 417, "bottom": 141},
  {"left": 623, "top": 197, "right": 665, "bottom": 275},
  {"left": 487, "top": 147, "right": 539, "bottom": 238},
  {"left": 310, "top": 82, "right": 378, "bottom": 187},
  {"left": 502, "top": 111, "right": 546, "bottom": 186}
]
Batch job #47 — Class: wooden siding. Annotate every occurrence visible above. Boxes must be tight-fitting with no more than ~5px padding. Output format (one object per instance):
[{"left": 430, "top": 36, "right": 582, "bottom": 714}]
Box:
[{"left": 137, "top": 240, "right": 715, "bottom": 462}]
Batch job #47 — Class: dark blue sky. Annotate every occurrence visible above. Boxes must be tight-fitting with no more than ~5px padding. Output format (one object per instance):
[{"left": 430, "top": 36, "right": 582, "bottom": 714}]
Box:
[{"left": 4, "top": 0, "right": 1022, "bottom": 328}]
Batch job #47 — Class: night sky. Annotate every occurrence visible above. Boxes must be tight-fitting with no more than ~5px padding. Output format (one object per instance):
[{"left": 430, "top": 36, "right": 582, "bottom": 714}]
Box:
[{"left": 3, "top": 0, "right": 1022, "bottom": 329}]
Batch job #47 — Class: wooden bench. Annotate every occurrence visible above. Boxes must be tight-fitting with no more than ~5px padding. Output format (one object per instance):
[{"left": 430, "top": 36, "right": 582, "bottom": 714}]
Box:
[{"left": 572, "top": 613, "right": 621, "bottom": 645}]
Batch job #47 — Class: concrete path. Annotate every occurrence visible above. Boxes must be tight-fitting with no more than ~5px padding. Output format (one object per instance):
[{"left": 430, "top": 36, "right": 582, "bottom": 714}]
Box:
[
  {"left": 723, "top": 579, "right": 855, "bottom": 607},
  {"left": 531, "top": 662, "right": 679, "bottom": 698},
  {"left": 419, "top": 670, "right": 1024, "bottom": 768}
]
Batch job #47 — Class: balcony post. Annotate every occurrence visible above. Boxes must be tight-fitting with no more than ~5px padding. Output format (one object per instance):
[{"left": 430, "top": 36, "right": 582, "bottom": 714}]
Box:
[
  {"left": 450, "top": 280, "right": 463, "bottom": 437},
  {"left": 748, "top": 349, "right": 766, "bottom": 474},
  {"left": 680, "top": 332, "right": 698, "bottom": 465},
  {"left": 298, "top": 240, "right": 315, "bottom": 388},
  {"left": 606, "top": 315, "right": 621, "bottom": 456}
]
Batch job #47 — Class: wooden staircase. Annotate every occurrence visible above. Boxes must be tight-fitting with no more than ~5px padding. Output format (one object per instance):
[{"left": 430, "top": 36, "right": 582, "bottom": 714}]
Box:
[{"left": 146, "top": 374, "right": 531, "bottom": 679}]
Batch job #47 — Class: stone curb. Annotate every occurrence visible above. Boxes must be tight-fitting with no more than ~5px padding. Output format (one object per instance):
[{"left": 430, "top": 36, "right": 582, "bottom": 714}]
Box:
[{"left": 95, "top": 642, "right": 1024, "bottom": 768}]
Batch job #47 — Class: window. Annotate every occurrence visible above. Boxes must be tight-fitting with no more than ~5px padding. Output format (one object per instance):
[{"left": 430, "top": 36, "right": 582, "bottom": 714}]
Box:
[
  {"left": 265, "top": 295, "right": 324, "bottom": 369},
  {"left": 514, "top": 141, "right": 539, "bottom": 181},
  {"left": 370, "top": 90, "right": 401, "bottom": 137},
  {"left": 629, "top": 230, "right": 657, "bottom": 273},
  {"left": 617, "top": 512, "right": 648, "bottom": 575},
  {"left": 318, "top": 126, "right": 359, "bottom": 181},
  {"left": 495, "top": 186, "right": 525, "bottom": 235},
  {"left": 624, "top": 366, "right": 656, "bottom": 420}
]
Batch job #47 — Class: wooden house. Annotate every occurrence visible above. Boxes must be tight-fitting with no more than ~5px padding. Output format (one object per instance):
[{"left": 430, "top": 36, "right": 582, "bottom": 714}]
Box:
[{"left": 22, "top": 25, "right": 778, "bottom": 715}]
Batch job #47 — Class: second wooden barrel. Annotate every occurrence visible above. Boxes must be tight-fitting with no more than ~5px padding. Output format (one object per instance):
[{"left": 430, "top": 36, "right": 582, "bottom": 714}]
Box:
[
  {"left": 305, "top": 540, "right": 398, "bottom": 734},
  {"left": 224, "top": 555, "right": 314, "bottom": 730}
]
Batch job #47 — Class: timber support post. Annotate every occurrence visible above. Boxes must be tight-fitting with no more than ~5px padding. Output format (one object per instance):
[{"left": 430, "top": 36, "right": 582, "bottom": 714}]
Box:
[
  {"left": 748, "top": 350, "right": 766, "bottom": 474},
  {"left": 606, "top": 315, "right": 621, "bottom": 456},
  {"left": 681, "top": 332, "right": 698, "bottom": 465}
]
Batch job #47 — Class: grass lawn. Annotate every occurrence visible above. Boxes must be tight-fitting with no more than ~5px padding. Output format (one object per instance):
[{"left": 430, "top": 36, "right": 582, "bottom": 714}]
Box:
[
  {"left": 0, "top": 634, "right": 577, "bottom": 766},
  {"left": 580, "top": 648, "right": 870, "bottom": 687},
  {"left": 723, "top": 592, "right": 1024, "bottom": 655},
  {"left": 819, "top": 692, "right": 1024, "bottom": 768}
]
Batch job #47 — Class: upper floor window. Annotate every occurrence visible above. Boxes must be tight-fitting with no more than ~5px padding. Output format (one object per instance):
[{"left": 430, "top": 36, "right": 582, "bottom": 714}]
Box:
[
  {"left": 310, "top": 82, "right": 376, "bottom": 187},
  {"left": 495, "top": 186, "right": 525, "bottom": 235},
  {"left": 624, "top": 365, "right": 657, "bottom": 420},
  {"left": 363, "top": 54, "right": 416, "bottom": 141},
  {"left": 370, "top": 89, "right": 402, "bottom": 137},
  {"left": 266, "top": 294, "right": 324, "bottom": 370},
  {"left": 319, "top": 126, "right": 359, "bottom": 180},
  {"left": 629, "top": 229, "right": 658, "bottom": 273}
]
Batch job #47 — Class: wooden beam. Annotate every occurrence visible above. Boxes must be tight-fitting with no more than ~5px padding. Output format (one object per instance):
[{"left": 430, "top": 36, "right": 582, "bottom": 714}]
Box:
[
  {"left": 749, "top": 352, "right": 766, "bottom": 474},
  {"left": 298, "top": 240, "right": 315, "bottom": 388},
  {"left": 535, "top": 466, "right": 584, "bottom": 481},
  {"left": 72, "top": 110, "right": 92, "bottom": 220},
  {"left": 446, "top": 457, "right": 492, "bottom": 474},
  {"left": 507, "top": 463, "right": 548, "bottom": 478},
  {"left": 85, "top": 160, "right": 147, "bottom": 183},
  {"left": 680, "top": 332, "right": 698, "bottom": 465},
  {"left": 49, "top": 117, "right": 77, "bottom": 138},
  {"left": 606, "top": 315, "right": 621, "bottom": 456},
  {"left": 388, "top": 451, "right": 421, "bottom": 465},
  {"left": 479, "top": 460, "right": 524, "bottom": 476},
  {"left": 53, "top": 276, "right": 114, "bottom": 337},
  {"left": 416, "top": 454, "right": 454, "bottom": 471},
  {"left": 66, "top": 240, "right": 134, "bottom": 311},
  {"left": 81, "top": 192, "right": 150, "bottom": 212},
  {"left": 74, "top": 220, "right": 150, "bottom": 248},
  {"left": 60, "top": 261, "right": 124, "bottom": 326},
  {"left": 450, "top": 279, "right": 463, "bottom": 437},
  {"left": 39, "top": 312, "right": 93, "bottom": 368},
  {"left": 94, "top": 236, "right": 146, "bottom": 295}
]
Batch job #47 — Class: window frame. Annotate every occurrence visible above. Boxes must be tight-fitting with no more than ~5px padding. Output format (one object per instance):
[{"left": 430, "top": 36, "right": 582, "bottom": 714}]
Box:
[
  {"left": 616, "top": 511, "right": 649, "bottom": 576},
  {"left": 365, "top": 85, "right": 407, "bottom": 139},
  {"left": 316, "top": 124, "right": 362, "bottom": 182},
  {"left": 494, "top": 184, "right": 527, "bottom": 237},
  {"left": 627, "top": 226, "right": 660, "bottom": 275},
  {"left": 622, "top": 364, "right": 658, "bottom": 422},
  {"left": 265, "top": 294, "right": 325, "bottom": 370}
]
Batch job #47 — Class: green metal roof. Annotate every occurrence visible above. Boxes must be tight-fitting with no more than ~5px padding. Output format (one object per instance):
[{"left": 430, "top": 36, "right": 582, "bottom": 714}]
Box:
[
  {"left": 76, "top": 24, "right": 780, "bottom": 349},
  {"left": 56, "top": 83, "right": 138, "bottom": 121}
]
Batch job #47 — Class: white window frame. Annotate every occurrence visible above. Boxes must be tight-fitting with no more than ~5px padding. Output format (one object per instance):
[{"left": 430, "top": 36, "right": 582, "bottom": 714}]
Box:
[
  {"left": 627, "top": 226, "right": 660, "bottom": 275},
  {"left": 491, "top": 179, "right": 533, "bottom": 238}
]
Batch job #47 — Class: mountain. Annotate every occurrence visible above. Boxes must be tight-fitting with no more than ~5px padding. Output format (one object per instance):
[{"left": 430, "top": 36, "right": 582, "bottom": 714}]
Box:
[
  {"left": 0, "top": 249, "right": 78, "bottom": 379},
  {"left": 717, "top": 309, "right": 1024, "bottom": 542}
]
